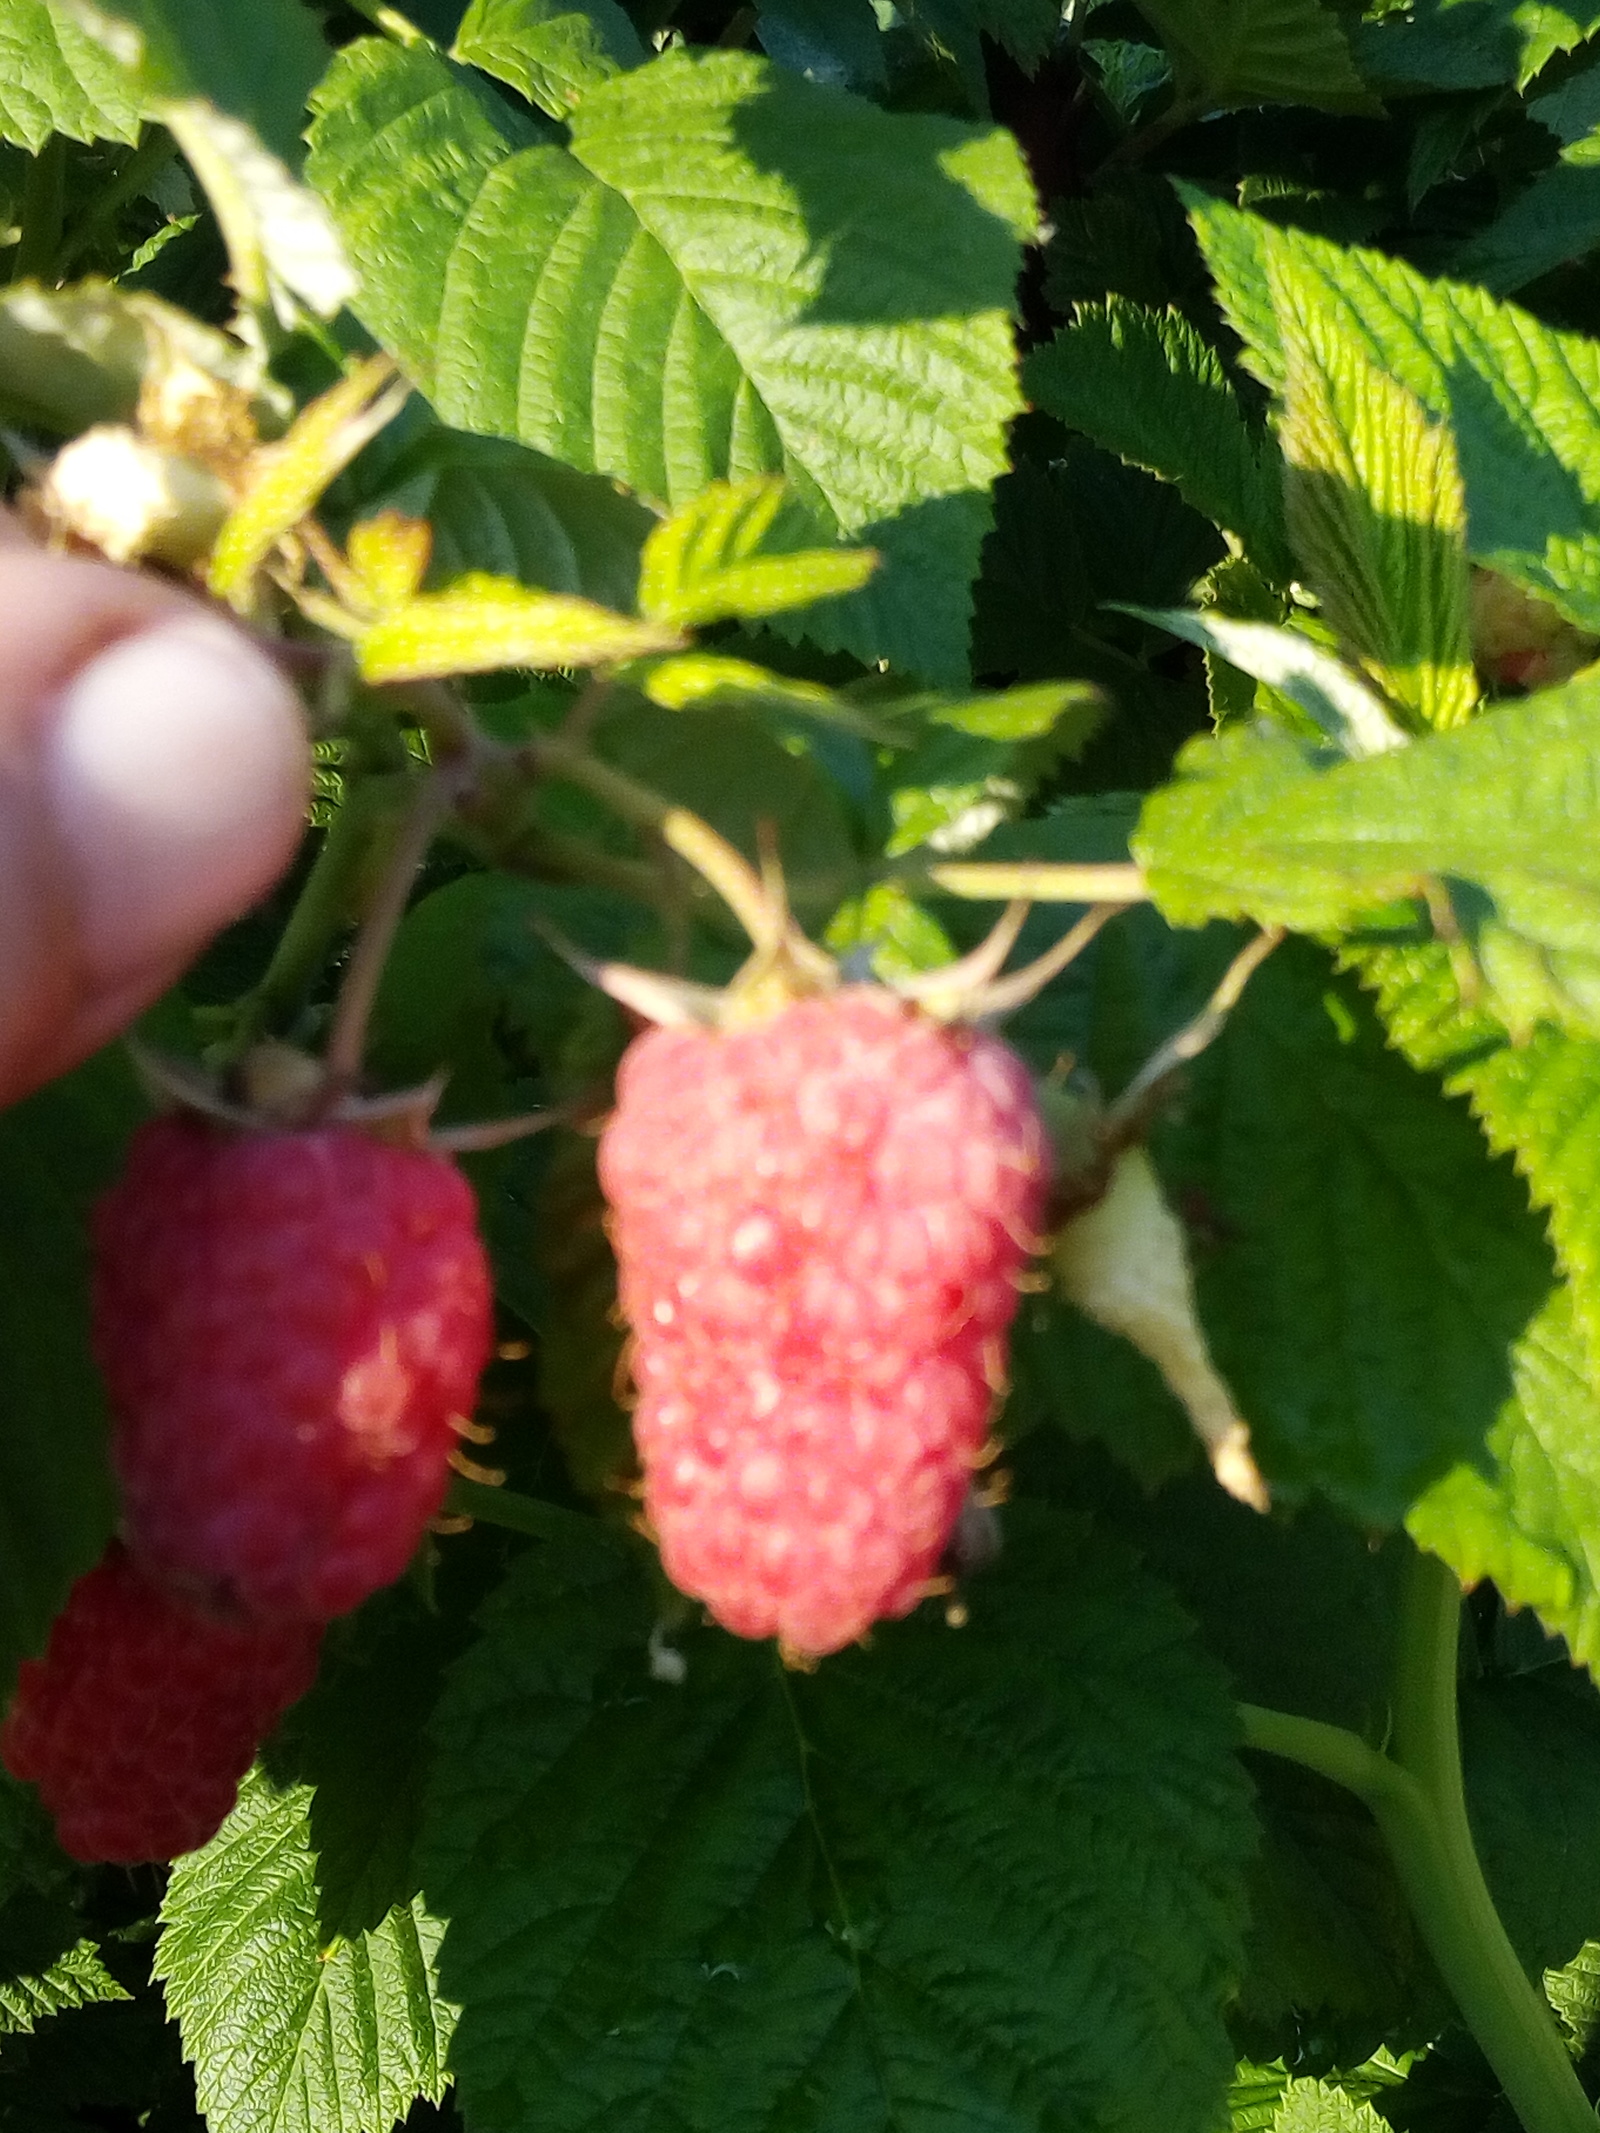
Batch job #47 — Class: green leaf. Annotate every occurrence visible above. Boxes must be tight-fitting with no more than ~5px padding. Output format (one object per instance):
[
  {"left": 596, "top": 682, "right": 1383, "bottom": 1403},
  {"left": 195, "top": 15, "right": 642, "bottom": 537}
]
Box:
[
  {"left": 1186, "top": 191, "right": 1600, "bottom": 635},
  {"left": 356, "top": 572, "right": 683, "bottom": 682},
  {"left": 1352, "top": 0, "right": 1600, "bottom": 93},
  {"left": 0, "top": 0, "right": 142, "bottom": 149},
  {"left": 0, "top": 1941, "right": 127, "bottom": 2036},
  {"left": 1164, "top": 938, "right": 1553, "bottom": 1524},
  {"left": 1023, "top": 299, "right": 1292, "bottom": 584},
  {"left": 1448, "top": 132, "right": 1600, "bottom": 295},
  {"left": 1130, "top": 0, "right": 1376, "bottom": 112},
  {"left": 637, "top": 478, "right": 878, "bottom": 630},
  {"left": 1345, "top": 931, "right": 1600, "bottom": 1451},
  {"left": 878, "top": 686, "right": 1104, "bottom": 855},
  {"left": 452, "top": 0, "right": 644, "bottom": 117},
  {"left": 156, "top": 1768, "right": 456, "bottom": 2133},
  {"left": 418, "top": 1507, "right": 1255, "bottom": 2133},
  {"left": 1461, "top": 1663, "right": 1600, "bottom": 1977},
  {"left": 1274, "top": 297, "right": 1479, "bottom": 732},
  {"left": 1272, "top": 2079, "right": 1389, "bottom": 2131},
  {"left": 1126, "top": 608, "right": 1408, "bottom": 757},
  {"left": 1339, "top": 932, "right": 1600, "bottom": 1677},
  {"left": 306, "top": 40, "right": 1035, "bottom": 681},
  {"left": 58, "top": 0, "right": 328, "bottom": 165},
  {"left": 369, "top": 426, "right": 654, "bottom": 612},
  {"left": 1134, "top": 671, "right": 1600, "bottom": 1042},
  {"left": 1407, "top": 1285, "right": 1600, "bottom": 1678},
  {"left": 915, "top": 677, "right": 1104, "bottom": 740},
  {"left": 1242, "top": 1760, "right": 1437, "bottom": 2059},
  {"left": 0, "top": 1050, "right": 133, "bottom": 1707},
  {"left": 274, "top": 1590, "right": 467, "bottom": 1944},
  {"left": 1023, "top": 1442, "right": 1429, "bottom": 2051},
  {"left": 1546, "top": 1938, "right": 1600, "bottom": 2055},
  {"left": 754, "top": 0, "right": 887, "bottom": 92},
  {"left": 592, "top": 695, "right": 860, "bottom": 934},
  {"left": 635, "top": 651, "right": 889, "bottom": 740}
]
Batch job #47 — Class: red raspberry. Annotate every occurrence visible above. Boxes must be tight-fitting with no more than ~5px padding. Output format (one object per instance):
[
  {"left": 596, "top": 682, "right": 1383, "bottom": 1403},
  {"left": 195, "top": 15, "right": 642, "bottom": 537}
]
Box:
[
  {"left": 598, "top": 988, "right": 1049, "bottom": 1657},
  {"left": 94, "top": 1115, "right": 492, "bottom": 1623},
  {"left": 1, "top": 1545, "right": 320, "bottom": 1863}
]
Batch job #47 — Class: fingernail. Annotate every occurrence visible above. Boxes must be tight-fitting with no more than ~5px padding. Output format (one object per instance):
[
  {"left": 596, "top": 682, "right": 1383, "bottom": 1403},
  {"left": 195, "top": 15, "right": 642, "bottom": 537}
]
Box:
[{"left": 45, "top": 615, "right": 309, "bottom": 980}]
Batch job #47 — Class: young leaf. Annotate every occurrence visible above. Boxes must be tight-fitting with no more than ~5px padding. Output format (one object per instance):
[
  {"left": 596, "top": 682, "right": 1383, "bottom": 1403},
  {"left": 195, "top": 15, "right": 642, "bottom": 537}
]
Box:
[
  {"left": 306, "top": 40, "right": 1036, "bottom": 681},
  {"left": 1274, "top": 300, "right": 1479, "bottom": 733},
  {"left": 356, "top": 573, "right": 683, "bottom": 681},
  {"left": 1023, "top": 299, "right": 1292, "bottom": 584},
  {"left": 1186, "top": 192, "right": 1600, "bottom": 635},
  {"left": 1129, "top": 0, "right": 1375, "bottom": 114},
  {"left": 635, "top": 651, "right": 884, "bottom": 737},
  {"left": 1134, "top": 670, "right": 1600, "bottom": 1041},
  {"left": 0, "top": 0, "right": 143, "bottom": 149},
  {"left": 418, "top": 1508, "right": 1255, "bottom": 2133},
  {"left": 208, "top": 353, "right": 406, "bottom": 608},
  {"left": 156, "top": 1768, "right": 457, "bottom": 2133},
  {"left": 452, "top": 0, "right": 644, "bottom": 117},
  {"left": 636, "top": 478, "right": 878, "bottom": 630}
]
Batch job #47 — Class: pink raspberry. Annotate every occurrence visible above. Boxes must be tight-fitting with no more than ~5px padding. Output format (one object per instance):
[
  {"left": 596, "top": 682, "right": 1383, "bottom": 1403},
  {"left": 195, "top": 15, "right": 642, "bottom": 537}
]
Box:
[
  {"left": 598, "top": 988, "right": 1049, "bottom": 1657},
  {"left": 94, "top": 1115, "right": 492, "bottom": 1623},
  {"left": 1, "top": 1545, "right": 321, "bottom": 1863}
]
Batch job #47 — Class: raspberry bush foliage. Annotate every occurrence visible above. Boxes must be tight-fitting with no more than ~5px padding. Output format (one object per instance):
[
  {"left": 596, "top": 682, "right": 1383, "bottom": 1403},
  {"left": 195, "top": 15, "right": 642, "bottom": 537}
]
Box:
[{"left": 17, "top": 1, "right": 1600, "bottom": 2129}]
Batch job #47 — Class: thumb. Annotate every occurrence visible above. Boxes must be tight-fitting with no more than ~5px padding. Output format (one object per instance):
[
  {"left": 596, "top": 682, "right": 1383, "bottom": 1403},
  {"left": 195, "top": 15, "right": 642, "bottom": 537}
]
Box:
[{"left": 0, "top": 533, "right": 309, "bottom": 1108}]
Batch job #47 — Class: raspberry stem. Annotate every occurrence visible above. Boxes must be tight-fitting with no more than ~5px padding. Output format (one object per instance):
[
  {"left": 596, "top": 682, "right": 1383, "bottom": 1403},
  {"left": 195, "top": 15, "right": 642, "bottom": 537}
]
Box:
[
  {"left": 225, "top": 768, "right": 413, "bottom": 1058},
  {"left": 902, "top": 859, "right": 1149, "bottom": 904},
  {"left": 321, "top": 761, "right": 466, "bottom": 1099},
  {"left": 1240, "top": 1548, "right": 1594, "bottom": 2133},
  {"left": 443, "top": 1476, "right": 600, "bottom": 1542}
]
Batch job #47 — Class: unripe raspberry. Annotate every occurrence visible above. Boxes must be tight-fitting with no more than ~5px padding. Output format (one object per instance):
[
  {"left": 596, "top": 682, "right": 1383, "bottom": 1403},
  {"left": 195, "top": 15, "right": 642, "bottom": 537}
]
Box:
[
  {"left": 94, "top": 1114, "right": 492, "bottom": 1623},
  {"left": 599, "top": 988, "right": 1049, "bottom": 1658},
  {"left": 1, "top": 1546, "right": 320, "bottom": 1864}
]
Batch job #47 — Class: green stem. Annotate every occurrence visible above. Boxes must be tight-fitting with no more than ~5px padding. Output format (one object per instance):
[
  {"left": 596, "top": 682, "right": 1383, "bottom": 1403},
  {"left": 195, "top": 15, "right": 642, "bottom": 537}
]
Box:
[
  {"left": 227, "top": 771, "right": 412, "bottom": 1056},
  {"left": 1240, "top": 1548, "right": 1594, "bottom": 2133},
  {"left": 11, "top": 134, "right": 67, "bottom": 285},
  {"left": 444, "top": 1477, "right": 597, "bottom": 1543},
  {"left": 56, "top": 127, "right": 177, "bottom": 278},
  {"left": 1095, "top": 89, "right": 1208, "bottom": 172}
]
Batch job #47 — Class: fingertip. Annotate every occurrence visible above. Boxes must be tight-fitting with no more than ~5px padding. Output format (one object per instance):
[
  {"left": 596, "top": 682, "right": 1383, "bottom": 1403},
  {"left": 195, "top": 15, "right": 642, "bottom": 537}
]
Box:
[{"left": 43, "top": 613, "right": 311, "bottom": 987}]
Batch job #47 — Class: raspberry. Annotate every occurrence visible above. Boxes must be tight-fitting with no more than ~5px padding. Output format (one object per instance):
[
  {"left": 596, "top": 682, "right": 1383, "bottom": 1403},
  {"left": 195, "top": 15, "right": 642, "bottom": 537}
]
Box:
[
  {"left": 94, "top": 1114, "right": 492, "bottom": 1623},
  {"left": 1, "top": 1545, "right": 320, "bottom": 1863},
  {"left": 598, "top": 987, "right": 1049, "bottom": 1657}
]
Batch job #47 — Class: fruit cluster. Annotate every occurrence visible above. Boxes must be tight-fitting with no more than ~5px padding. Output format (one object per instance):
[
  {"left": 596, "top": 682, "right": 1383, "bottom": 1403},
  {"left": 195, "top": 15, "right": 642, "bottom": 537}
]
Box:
[
  {"left": 6, "top": 949, "right": 1058, "bottom": 1856},
  {"left": 3, "top": 1113, "right": 492, "bottom": 1864}
]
